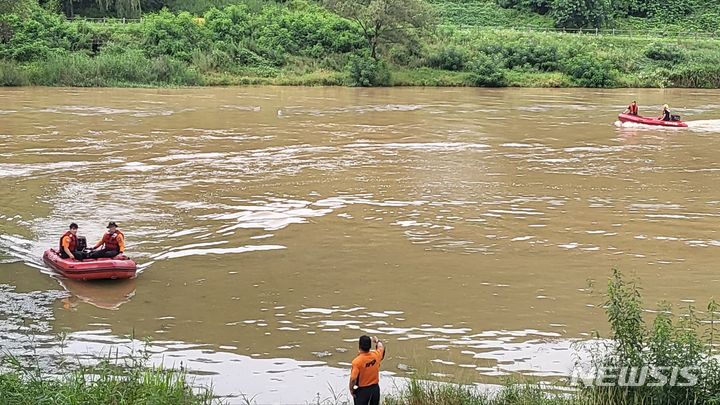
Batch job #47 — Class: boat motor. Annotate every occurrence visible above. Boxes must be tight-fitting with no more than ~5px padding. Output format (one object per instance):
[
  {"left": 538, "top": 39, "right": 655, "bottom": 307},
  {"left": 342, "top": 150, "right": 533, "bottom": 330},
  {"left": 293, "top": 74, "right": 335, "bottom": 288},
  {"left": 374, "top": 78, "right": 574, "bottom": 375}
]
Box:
[{"left": 76, "top": 236, "right": 87, "bottom": 251}]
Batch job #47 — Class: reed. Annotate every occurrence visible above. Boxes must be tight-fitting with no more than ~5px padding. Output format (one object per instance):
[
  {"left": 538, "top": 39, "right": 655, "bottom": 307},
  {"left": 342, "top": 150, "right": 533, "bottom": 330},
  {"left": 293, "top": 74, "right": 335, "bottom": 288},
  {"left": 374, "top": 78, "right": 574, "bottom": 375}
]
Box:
[{"left": 0, "top": 345, "right": 218, "bottom": 404}]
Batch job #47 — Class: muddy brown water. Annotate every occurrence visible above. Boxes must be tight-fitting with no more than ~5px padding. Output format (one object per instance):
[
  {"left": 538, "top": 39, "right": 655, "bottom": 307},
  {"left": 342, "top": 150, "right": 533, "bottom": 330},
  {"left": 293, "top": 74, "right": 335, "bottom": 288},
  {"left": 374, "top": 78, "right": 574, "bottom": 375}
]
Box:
[{"left": 1, "top": 87, "right": 720, "bottom": 402}]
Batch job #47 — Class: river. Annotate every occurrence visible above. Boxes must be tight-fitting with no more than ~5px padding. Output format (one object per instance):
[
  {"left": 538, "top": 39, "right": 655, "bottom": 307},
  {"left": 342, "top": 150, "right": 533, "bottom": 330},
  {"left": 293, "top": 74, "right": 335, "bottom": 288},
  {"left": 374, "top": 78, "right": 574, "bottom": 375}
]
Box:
[{"left": 1, "top": 87, "right": 720, "bottom": 403}]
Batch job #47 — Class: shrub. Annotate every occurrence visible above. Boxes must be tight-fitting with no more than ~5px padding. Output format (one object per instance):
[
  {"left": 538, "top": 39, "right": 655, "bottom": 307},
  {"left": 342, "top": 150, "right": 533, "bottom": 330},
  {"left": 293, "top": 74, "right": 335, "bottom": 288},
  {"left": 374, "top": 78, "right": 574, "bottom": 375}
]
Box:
[
  {"left": 496, "top": 0, "right": 552, "bottom": 14},
  {"left": 150, "top": 55, "right": 202, "bottom": 85},
  {"left": 166, "top": 0, "right": 237, "bottom": 15},
  {"left": 0, "top": 10, "right": 74, "bottom": 62},
  {"left": 468, "top": 54, "right": 506, "bottom": 87},
  {"left": 669, "top": 63, "right": 720, "bottom": 88},
  {"left": 29, "top": 51, "right": 99, "bottom": 86},
  {"left": 645, "top": 42, "right": 685, "bottom": 63},
  {"left": 551, "top": 0, "right": 610, "bottom": 29},
  {"left": 204, "top": 5, "right": 253, "bottom": 43},
  {"left": 562, "top": 55, "right": 616, "bottom": 87},
  {"left": 191, "top": 48, "right": 232, "bottom": 72},
  {"left": 0, "top": 60, "right": 29, "bottom": 86},
  {"left": 502, "top": 40, "right": 561, "bottom": 71},
  {"left": 251, "top": 5, "right": 364, "bottom": 62},
  {"left": 345, "top": 54, "right": 391, "bottom": 87},
  {"left": 424, "top": 46, "right": 468, "bottom": 71},
  {"left": 140, "top": 10, "right": 210, "bottom": 62}
]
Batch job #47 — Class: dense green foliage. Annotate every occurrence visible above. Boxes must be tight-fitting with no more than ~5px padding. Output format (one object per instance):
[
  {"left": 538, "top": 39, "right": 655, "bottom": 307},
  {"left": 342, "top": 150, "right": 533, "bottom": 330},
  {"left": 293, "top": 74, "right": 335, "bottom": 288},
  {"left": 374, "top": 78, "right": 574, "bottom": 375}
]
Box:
[
  {"left": 346, "top": 53, "right": 391, "bottom": 86},
  {"left": 468, "top": 54, "right": 506, "bottom": 86},
  {"left": 2, "top": 0, "right": 720, "bottom": 87},
  {"left": 325, "top": 0, "right": 434, "bottom": 60},
  {"left": 490, "top": 0, "right": 720, "bottom": 31},
  {"left": 550, "top": 0, "right": 610, "bottom": 29},
  {"left": 0, "top": 1, "right": 369, "bottom": 86}
]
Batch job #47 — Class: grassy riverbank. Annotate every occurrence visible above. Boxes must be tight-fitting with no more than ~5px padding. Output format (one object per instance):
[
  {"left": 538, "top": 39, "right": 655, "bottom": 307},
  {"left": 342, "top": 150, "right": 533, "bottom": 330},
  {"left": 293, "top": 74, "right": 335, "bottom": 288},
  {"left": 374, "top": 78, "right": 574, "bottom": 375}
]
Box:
[
  {"left": 0, "top": 359, "right": 214, "bottom": 405},
  {"left": 3, "top": 1, "right": 720, "bottom": 88},
  {"left": 2, "top": 270, "right": 719, "bottom": 404}
]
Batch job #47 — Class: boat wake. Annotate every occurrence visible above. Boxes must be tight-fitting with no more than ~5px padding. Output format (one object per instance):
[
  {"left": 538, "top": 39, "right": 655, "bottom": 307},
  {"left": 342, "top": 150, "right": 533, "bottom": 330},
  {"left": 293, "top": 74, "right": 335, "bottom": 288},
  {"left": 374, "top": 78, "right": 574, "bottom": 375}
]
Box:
[
  {"left": 615, "top": 119, "right": 720, "bottom": 133},
  {"left": 685, "top": 119, "right": 720, "bottom": 132},
  {"left": 613, "top": 121, "right": 683, "bottom": 130}
]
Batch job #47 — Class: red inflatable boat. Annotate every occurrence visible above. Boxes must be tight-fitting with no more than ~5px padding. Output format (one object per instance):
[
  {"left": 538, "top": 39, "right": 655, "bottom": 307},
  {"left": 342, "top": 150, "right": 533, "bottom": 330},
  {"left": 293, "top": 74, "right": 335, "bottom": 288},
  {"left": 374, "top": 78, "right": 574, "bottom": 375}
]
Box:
[
  {"left": 43, "top": 249, "right": 137, "bottom": 280},
  {"left": 618, "top": 113, "right": 688, "bottom": 128}
]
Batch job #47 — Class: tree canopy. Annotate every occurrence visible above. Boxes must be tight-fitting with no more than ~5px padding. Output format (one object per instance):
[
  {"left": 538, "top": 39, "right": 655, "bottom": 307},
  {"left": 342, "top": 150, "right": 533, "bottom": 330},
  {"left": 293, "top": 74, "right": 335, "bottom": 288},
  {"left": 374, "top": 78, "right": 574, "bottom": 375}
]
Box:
[{"left": 324, "top": 0, "right": 435, "bottom": 59}]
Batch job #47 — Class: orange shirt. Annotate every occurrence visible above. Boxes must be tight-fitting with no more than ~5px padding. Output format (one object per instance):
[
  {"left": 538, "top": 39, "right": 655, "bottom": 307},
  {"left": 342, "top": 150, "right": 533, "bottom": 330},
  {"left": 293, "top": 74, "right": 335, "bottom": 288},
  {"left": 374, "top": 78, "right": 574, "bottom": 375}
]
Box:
[
  {"left": 61, "top": 235, "right": 73, "bottom": 249},
  {"left": 350, "top": 347, "right": 385, "bottom": 388},
  {"left": 97, "top": 231, "right": 125, "bottom": 252}
]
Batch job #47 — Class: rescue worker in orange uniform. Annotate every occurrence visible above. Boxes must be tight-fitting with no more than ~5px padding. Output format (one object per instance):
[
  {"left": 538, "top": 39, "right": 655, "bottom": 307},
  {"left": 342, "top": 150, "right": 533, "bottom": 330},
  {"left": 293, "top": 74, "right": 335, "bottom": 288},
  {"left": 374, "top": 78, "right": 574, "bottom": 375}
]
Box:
[
  {"left": 349, "top": 335, "right": 385, "bottom": 405},
  {"left": 624, "top": 100, "right": 639, "bottom": 115},
  {"left": 89, "top": 221, "right": 125, "bottom": 259},
  {"left": 59, "top": 222, "right": 88, "bottom": 260}
]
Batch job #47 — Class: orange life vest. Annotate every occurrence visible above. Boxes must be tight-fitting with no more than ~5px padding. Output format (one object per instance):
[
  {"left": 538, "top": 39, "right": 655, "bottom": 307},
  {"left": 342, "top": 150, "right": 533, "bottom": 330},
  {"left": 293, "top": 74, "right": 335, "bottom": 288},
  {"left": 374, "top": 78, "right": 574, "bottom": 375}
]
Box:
[
  {"left": 59, "top": 231, "right": 77, "bottom": 252},
  {"left": 102, "top": 230, "right": 124, "bottom": 251}
]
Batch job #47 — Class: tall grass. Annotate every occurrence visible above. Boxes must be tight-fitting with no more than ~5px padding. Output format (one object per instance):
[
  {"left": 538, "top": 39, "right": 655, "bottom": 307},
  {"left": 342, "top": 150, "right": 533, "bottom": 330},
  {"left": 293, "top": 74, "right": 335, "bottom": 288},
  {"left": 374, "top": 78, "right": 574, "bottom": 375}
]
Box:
[
  {"left": 0, "top": 60, "right": 30, "bottom": 86},
  {"left": 28, "top": 51, "right": 202, "bottom": 87},
  {"left": 0, "top": 346, "right": 217, "bottom": 405},
  {"left": 384, "top": 379, "right": 577, "bottom": 405}
]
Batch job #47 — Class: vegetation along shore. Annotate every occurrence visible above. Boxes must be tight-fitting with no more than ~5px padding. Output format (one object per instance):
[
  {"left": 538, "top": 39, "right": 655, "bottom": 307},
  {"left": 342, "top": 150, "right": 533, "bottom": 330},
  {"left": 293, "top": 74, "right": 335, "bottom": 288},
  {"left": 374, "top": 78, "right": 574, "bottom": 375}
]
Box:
[
  {"left": 3, "top": 270, "right": 720, "bottom": 404},
  {"left": 2, "top": 0, "right": 720, "bottom": 87}
]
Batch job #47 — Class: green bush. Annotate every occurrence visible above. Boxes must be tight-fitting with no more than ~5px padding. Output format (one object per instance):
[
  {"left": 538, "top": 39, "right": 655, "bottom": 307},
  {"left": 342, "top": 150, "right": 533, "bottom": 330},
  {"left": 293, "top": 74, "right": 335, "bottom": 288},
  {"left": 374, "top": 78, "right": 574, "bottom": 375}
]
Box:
[
  {"left": 468, "top": 54, "right": 506, "bottom": 87},
  {"left": 345, "top": 54, "right": 391, "bottom": 86},
  {"left": 140, "top": 10, "right": 210, "bottom": 62},
  {"left": 669, "top": 63, "right": 720, "bottom": 88},
  {"left": 204, "top": 5, "right": 253, "bottom": 43},
  {"left": 645, "top": 42, "right": 685, "bottom": 63},
  {"left": 502, "top": 40, "right": 561, "bottom": 71},
  {"left": 151, "top": 55, "right": 202, "bottom": 84},
  {"left": 551, "top": 0, "right": 610, "bottom": 28},
  {"left": 251, "top": 4, "right": 364, "bottom": 63},
  {"left": 562, "top": 55, "right": 616, "bottom": 87},
  {"left": 166, "top": 0, "right": 238, "bottom": 15},
  {"left": 424, "top": 46, "right": 468, "bottom": 71},
  {"left": 496, "top": 0, "right": 552, "bottom": 15},
  {"left": 0, "top": 10, "right": 74, "bottom": 61},
  {"left": 0, "top": 60, "right": 29, "bottom": 86}
]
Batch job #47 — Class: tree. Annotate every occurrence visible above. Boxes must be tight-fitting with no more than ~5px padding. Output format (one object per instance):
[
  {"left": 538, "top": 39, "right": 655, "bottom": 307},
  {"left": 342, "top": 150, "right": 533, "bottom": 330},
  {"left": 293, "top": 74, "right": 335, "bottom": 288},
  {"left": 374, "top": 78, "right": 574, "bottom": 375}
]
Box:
[
  {"left": 0, "top": 0, "right": 37, "bottom": 14},
  {"left": 97, "top": 0, "right": 141, "bottom": 18},
  {"left": 324, "top": 0, "right": 434, "bottom": 59},
  {"left": 551, "top": 0, "right": 610, "bottom": 29}
]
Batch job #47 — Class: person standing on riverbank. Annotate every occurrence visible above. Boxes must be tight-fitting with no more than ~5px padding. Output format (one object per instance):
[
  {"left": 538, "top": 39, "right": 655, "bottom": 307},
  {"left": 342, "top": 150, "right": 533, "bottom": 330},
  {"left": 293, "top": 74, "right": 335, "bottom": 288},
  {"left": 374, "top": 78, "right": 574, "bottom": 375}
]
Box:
[{"left": 349, "top": 335, "right": 385, "bottom": 405}]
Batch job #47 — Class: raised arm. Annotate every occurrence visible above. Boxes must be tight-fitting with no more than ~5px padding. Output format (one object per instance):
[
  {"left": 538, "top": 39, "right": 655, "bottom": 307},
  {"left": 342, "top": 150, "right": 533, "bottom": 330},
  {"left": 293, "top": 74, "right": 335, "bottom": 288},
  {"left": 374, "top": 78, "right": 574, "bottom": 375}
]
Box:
[{"left": 373, "top": 336, "right": 385, "bottom": 359}]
